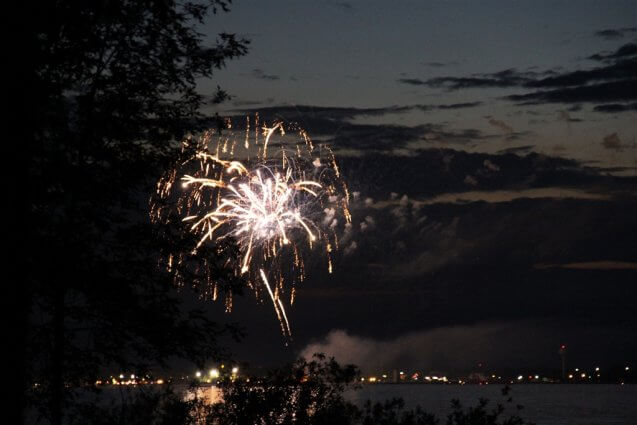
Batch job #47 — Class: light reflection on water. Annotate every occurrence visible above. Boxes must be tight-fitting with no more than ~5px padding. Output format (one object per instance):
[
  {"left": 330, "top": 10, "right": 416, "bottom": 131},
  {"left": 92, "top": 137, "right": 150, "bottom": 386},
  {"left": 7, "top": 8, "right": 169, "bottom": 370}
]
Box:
[{"left": 183, "top": 385, "right": 223, "bottom": 405}]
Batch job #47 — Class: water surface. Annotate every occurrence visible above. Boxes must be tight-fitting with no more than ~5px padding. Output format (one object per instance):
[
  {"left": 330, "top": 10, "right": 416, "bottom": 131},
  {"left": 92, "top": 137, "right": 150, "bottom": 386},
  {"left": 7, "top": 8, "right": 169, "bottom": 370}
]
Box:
[{"left": 347, "top": 384, "right": 637, "bottom": 425}]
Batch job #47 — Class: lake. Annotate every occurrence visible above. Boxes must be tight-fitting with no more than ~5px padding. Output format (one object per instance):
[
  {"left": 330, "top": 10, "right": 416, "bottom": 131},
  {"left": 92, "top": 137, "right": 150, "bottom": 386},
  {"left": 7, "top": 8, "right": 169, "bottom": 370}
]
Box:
[
  {"left": 346, "top": 384, "right": 637, "bottom": 425},
  {"left": 90, "top": 383, "right": 637, "bottom": 425}
]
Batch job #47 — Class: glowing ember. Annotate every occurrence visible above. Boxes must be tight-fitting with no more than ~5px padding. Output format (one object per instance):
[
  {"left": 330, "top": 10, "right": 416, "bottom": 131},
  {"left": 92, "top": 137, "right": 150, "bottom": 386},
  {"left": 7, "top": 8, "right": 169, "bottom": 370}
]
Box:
[{"left": 151, "top": 116, "right": 350, "bottom": 339}]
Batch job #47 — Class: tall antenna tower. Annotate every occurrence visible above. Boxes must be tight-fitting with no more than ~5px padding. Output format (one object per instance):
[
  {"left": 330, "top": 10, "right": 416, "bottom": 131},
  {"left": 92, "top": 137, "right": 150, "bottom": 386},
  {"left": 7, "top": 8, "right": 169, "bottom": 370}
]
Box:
[{"left": 558, "top": 344, "right": 567, "bottom": 380}]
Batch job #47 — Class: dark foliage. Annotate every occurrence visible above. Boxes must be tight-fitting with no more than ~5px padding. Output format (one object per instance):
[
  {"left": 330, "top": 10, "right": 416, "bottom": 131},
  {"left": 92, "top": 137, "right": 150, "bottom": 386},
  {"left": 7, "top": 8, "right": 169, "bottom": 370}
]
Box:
[
  {"left": 444, "top": 386, "right": 534, "bottom": 425},
  {"left": 361, "top": 398, "right": 438, "bottom": 425},
  {"left": 23, "top": 1, "right": 248, "bottom": 424},
  {"left": 208, "top": 354, "right": 361, "bottom": 425},
  {"left": 202, "top": 355, "right": 534, "bottom": 425}
]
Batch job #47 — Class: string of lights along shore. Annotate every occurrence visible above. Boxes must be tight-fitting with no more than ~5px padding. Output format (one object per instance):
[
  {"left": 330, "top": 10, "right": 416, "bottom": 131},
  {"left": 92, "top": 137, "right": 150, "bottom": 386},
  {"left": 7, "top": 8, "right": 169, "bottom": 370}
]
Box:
[
  {"left": 151, "top": 116, "right": 351, "bottom": 339},
  {"left": 91, "top": 361, "right": 633, "bottom": 388}
]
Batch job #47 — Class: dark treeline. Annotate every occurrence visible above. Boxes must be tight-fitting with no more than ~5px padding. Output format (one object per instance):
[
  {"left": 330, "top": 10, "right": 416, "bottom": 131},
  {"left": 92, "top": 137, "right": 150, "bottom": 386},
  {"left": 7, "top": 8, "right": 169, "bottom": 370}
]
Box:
[{"left": 19, "top": 1, "right": 247, "bottom": 424}]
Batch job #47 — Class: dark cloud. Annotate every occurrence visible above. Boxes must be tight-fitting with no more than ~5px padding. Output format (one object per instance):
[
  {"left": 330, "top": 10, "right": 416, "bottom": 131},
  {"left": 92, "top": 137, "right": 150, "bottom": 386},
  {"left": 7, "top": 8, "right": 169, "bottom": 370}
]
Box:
[
  {"left": 437, "top": 101, "right": 482, "bottom": 109},
  {"left": 282, "top": 191, "right": 637, "bottom": 371},
  {"left": 231, "top": 104, "right": 429, "bottom": 151},
  {"left": 536, "top": 261, "right": 637, "bottom": 270},
  {"left": 407, "top": 56, "right": 635, "bottom": 94},
  {"left": 339, "top": 148, "right": 621, "bottom": 199},
  {"left": 234, "top": 104, "right": 428, "bottom": 120},
  {"left": 232, "top": 104, "right": 488, "bottom": 151},
  {"left": 496, "top": 145, "right": 535, "bottom": 155},
  {"left": 595, "top": 166, "right": 637, "bottom": 174},
  {"left": 594, "top": 27, "right": 637, "bottom": 40},
  {"left": 527, "top": 57, "right": 636, "bottom": 88},
  {"left": 485, "top": 116, "right": 514, "bottom": 136},
  {"left": 231, "top": 97, "right": 275, "bottom": 107},
  {"left": 593, "top": 102, "right": 637, "bottom": 113},
  {"left": 602, "top": 133, "right": 622, "bottom": 151},
  {"left": 602, "top": 132, "right": 637, "bottom": 151},
  {"left": 556, "top": 110, "right": 583, "bottom": 123},
  {"left": 588, "top": 42, "right": 637, "bottom": 61},
  {"left": 220, "top": 146, "right": 637, "bottom": 369},
  {"left": 398, "top": 43, "right": 637, "bottom": 109},
  {"left": 399, "top": 68, "right": 535, "bottom": 89},
  {"left": 397, "top": 78, "right": 428, "bottom": 86},
  {"left": 334, "top": 149, "right": 637, "bottom": 289},
  {"left": 422, "top": 61, "right": 460, "bottom": 68},
  {"left": 250, "top": 68, "right": 280, "bottom": 80},
  {"left": 323, "top": 123, "right": 430, "bottom": 151},
  {"left": 505, "top": 80, "right": 637, "bottom": 105}
]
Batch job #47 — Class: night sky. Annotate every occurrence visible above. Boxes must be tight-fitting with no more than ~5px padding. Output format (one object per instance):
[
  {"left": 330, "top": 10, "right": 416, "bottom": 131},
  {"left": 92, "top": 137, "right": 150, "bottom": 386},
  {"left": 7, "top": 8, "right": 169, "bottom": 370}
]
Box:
[{"left": 189, "top": 1, "right": 636, "bottom": 375}]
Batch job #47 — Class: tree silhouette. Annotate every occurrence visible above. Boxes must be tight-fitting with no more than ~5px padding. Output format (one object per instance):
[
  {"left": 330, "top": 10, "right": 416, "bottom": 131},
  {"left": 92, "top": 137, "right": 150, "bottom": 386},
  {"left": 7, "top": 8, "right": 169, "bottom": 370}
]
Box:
[
  {"left": 209, "top": 354, "right": 362, "bottom": 425},
  {"left": 22, "top": 1, "right": 248, "bottom": 424},
  {"left": 206, "top": 355, "right": 534, "bottom": 425}
]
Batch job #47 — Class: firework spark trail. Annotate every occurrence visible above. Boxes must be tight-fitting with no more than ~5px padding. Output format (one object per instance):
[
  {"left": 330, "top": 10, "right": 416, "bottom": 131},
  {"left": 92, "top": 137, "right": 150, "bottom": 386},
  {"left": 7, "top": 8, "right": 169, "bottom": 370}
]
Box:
[
  {"left": 260, "top": 269, "right": 291, "bottom": 339},
  {"left": 150, "top": 116, "right": 350, "bottom": 339}
]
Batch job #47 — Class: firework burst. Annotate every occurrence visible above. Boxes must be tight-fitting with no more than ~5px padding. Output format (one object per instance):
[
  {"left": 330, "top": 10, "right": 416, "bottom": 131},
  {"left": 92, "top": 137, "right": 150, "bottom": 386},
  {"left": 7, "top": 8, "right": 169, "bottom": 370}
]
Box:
[{"left": 150, "top": 116, "right": 351, "bottom": 339}]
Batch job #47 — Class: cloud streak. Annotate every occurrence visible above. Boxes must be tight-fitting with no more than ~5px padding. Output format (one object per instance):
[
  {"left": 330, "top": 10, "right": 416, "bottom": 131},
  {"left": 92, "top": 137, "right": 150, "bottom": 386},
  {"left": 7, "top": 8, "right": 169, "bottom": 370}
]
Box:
[
  {"left": 593, "top": 27, "right": 637, "bottom": 40},
  {"left": 398, "top": 43, "right": 637, "bottom": 109},
  {"left": 231, "top": 104, "right": 488, "bottom": 152},
  {"left": 414, "top": 187, "right": 610, "bottom": 205},
  {"left": 250, "top": 68, "right": 280, "bottom": 80},
  {"left": 535, "top": 261, "right": 637, "bottom": 270}
]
